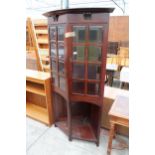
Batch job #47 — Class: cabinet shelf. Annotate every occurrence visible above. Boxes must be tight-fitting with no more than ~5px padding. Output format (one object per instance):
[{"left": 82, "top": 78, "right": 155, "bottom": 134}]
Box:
[
  {"left": 56, "top": 117, "right": 97, "bottom": 142},
  {"left": 26, "top": 102, "right": 49, "bottom": 124},
  {"left": 26, "top": 82, "right": 46, "bottom": 96}
]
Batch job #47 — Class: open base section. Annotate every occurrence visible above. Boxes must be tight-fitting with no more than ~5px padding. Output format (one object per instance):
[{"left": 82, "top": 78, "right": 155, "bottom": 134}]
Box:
[
  {"left": 53, "top": 93, "right": 100, "bottom": 145},
  {"left": 71, "top": 117, "right": 97, "bottom": 142},
  {"left": 55, "top": 116, "right": 97, "bottom": 143}
]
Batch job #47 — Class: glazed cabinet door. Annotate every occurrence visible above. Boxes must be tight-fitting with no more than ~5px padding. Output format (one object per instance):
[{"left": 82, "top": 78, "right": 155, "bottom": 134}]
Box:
[{"left": 71, "top": 25, "right": 104, "bottom": 96}]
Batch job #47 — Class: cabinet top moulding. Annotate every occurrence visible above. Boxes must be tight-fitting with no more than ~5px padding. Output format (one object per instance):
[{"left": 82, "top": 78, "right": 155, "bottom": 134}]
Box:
[
  {"left": 43, "top": 8, "right": 114, "bottom": 17},
  {"left": 26, "top": 69, "right": 50, "bottom": 84}
]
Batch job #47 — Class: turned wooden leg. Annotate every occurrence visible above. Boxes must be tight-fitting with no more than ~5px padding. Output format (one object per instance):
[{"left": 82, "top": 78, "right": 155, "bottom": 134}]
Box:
[{"left": 107, "top": 123, "right": 115, "bottom": 155}]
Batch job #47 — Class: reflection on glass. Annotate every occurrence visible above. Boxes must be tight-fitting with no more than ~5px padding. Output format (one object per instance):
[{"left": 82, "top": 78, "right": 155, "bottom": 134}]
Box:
[
  {"left": 73, "top": 63, "right": 85, "bottom": 79},
  {"left": 73, "top": 26, "right": 86, "bottom": 43},
  {"left": 59, "top": 62, "right": 65, "bottom": 75},
  {"left": 58, "top": 26, "right": 64, "bottom": 41},
  {"left": 58, "top": 43, "right": 65, "bottom": 59},
  {"left": 51, "top": 43, "right": 57, "bottom": 58},
  {"left": 88, "top": 64, "right": 101, "bottom": 80},
  {"left": 59, "top": 76, "right": 66, "bottom": 91},
  {"left": 73, "top": 46, "right": 85, "bottom": 61},
  {"left": 72, "top": 81, "right": 84, "bottom": 94},
  {"left": 50, "top": 27, "right": 56, "bottom": 41},
  {"left": 87, "top": 83, "right": 99, "bottom": 95},
  {"left": 52, "top": 60, "right": 57, "bottom": 72},
  {"left": 89, "top": 26, "right": 102, "bottom": 43},
  {"left": 88, "top": 46, "right": 101, "bottom": 61},
  {"left": 52, "top": 73, "right": 58, "bottom": 86}
]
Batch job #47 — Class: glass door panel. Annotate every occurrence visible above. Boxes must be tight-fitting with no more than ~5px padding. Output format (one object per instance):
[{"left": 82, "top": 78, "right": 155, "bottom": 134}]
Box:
[
  {"left": 72, "top": 63, "right": 85, "bottom": 79},
  {"left": 50, "top": 43, "right": 57, "bottom": 58},
  {"left": 58, "top": 26, "right": 64, "bottom": 41},
  {"left": 59, "top": 61, "right": 65, "bottom": 75},
  {"left": 89, "top": 26, "right": 102, "bottom": 43},
  {"left": 88, "top": 46, "right": 101, "bottom": 61},
  {"left": 73, "top": 26, "right": 86, "bottom": 43},
  {"left": 50, "top": 27, "right": 56, "bottom": 41},
  {"left": 58, "top": 43, "right": 65, "bottom": 59},
  {"left": 59, "top": 76, "right": 66, "bottom": 91},
  {"left": 51, "top": 59, "right": 57, "bottom": 72},
  {"left": 88, "top": 64, "right": 101, "bottom": 80},
  {"left": 52, "top": 72, "right": 58, "bottom": 87},
  {"left": 73, "top": 46, "right": 85, "bottom": 61},
  {"left": 72, "top": 80, "right": 85, "bottom": 93},
  {"left": 87, "top": 83, "right": 99, "bottom": 95}
]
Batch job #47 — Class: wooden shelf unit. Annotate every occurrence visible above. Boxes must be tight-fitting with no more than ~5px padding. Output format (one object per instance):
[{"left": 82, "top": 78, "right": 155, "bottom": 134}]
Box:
[
  {"left": 26, "top": 102, "right": 49, "bottom": 124},
  {"left": 26, "top": 81, "right": 46, "bottom": 96},
  {"left": 26, "top": 69, "right": 53, "bottom": 125}
]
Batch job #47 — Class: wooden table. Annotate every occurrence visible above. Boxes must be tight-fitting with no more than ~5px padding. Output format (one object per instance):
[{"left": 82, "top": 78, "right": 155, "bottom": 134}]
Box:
[{"left": 107, "top": 95, "right": 129, "bottom": 154}]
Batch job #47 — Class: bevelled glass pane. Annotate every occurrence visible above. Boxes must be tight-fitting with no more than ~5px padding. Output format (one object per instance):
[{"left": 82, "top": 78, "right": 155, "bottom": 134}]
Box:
[
  {"left": 73, "top": 26, "right": 86, "bottom": 43},
  {"left": 88, "top": 64, "right": 101, "bottom": 80},
  {"left": 59, "top": 62, "right": 65, "bottom": 75},
  {"left": 51, "top": 60, "right": 57, "bottom": 72},
  {"left": 88, "top": 46, "right": 101, "bottom": 61},
  {"left": 59, "top": 76, "right": 66, "bottom": 91},
  {"left": 89, "top": 26, "right": 102, "bottom": 43},
  {"left": 52, "top": 73, "right": 58, "bottom": 86},
  {"left": 73, "top": 46, "right": 85, "bottom": 61},
  {"left": 87, "top": 83, "right": 99, "bottom": 95},
  {"left": 58, "top": 43, "right": 65, "bottom": 59},
  {"left": 72, "top": 63, "right": 85, "bottom": 79},
  {"left": 58, "top": 26, "right": 64, "bottom": 41},
  {"left": 51, "top": 43, "right": 57, "bottom": 58},
  {"left": 50, "top": 27, "right": 56, "bottom": 41},
  {"left": 72, "top": 81, "right": 84, "bottom": 94}
]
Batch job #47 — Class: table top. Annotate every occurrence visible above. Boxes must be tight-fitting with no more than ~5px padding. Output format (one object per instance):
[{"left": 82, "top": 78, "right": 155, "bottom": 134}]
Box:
[
  {"left": 109, "top": 95, "right": 129, "bottom": 120},
  {"left": 104, "top": 86, "right": 129, "bottom": 100}
]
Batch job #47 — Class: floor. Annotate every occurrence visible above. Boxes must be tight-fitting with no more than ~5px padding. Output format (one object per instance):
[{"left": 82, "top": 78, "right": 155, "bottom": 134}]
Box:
[{"left": 26, "top": 117, "right": 129, "bottom": 155}]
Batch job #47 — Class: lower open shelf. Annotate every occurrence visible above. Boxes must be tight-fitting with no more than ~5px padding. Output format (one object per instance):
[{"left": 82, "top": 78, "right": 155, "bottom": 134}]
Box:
[
  {"left": 55, "top": 117, "right": 97, "bottom": 142},
  {"left": 26, "top": 102, "right": 49, "bottom": 125}
]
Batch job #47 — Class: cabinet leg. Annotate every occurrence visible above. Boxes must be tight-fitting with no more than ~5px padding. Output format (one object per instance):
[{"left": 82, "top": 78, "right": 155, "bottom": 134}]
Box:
[
  {"left": 69, "top": 136, "right": 72, "bottom": 141},
  {"left": 96, "top": 141, "right": 99, "bottom": 147},
  {"left": 107, "top": 123, "right": 115, "bottom": 155}
]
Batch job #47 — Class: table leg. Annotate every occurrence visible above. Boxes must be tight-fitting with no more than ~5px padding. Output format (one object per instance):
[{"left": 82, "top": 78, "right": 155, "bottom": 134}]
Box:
[
  {"left": 106, "top": 70, "right": 114, "bottom": 86},
  {"left": 107, "top": 123, "right": 115, "bottom": 154}
]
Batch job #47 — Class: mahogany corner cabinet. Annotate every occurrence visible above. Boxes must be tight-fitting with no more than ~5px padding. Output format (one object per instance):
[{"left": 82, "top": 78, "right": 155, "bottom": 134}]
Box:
[{"left": 43, "top": 8, "right": 114, "bottom": 146}]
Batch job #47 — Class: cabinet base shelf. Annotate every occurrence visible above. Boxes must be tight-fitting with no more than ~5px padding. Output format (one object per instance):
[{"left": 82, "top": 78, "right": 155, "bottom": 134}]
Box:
[
  {"left": 55, "top": 117, "right": 97, "bottom": 143},
  {"left": 26, "top": 102, "right": 49, "bottom": 125}
]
